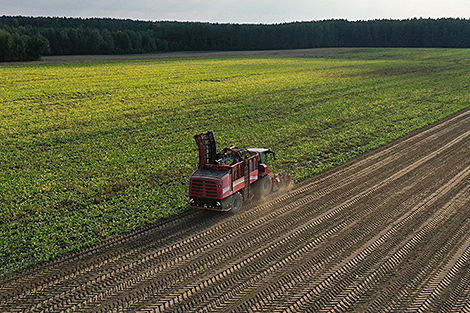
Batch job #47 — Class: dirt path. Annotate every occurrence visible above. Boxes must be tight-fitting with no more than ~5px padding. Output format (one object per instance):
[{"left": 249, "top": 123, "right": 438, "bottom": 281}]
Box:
[
  {"left": 1, "top": 106, "right": 470, "bottom": 312},
  {"left": 3, "top": 48, "right": 364, "bottom": 65}
]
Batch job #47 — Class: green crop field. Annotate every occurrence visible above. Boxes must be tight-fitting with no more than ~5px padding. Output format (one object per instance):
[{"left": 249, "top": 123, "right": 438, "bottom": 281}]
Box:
[{"left": 1, "top": 48, "right": 469, "bottom": 273}]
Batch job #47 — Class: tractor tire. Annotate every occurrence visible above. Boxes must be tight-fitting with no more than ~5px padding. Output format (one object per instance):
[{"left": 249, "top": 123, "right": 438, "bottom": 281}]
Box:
[
  {"left": 257, "top": 175, "right": 272, "bottom": 197},
  {"left": 231, "top": 193, "right": 243, "bottom": 213}
]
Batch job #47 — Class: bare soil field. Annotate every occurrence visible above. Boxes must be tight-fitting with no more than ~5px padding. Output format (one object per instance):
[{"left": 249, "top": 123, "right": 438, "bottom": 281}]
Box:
[
  {"left": 1, "top": 104, "right": 469, "bottom": 312},
  {"left": 28, "top": 48, "right": 364, "bottom": 65}
]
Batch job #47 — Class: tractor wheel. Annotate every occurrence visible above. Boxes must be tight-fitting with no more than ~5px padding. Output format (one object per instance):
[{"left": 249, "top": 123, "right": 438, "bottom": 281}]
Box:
[
  {"left": 257, "top": 175, "right": 272, "bottom": 197},
  {"left": 231, "top": 193, "right": 243, "bottom": 213}
]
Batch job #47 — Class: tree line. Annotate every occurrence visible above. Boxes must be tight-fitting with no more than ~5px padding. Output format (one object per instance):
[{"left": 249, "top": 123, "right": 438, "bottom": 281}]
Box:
[{"left": 1, "top": 16, "right": 470, "bottom": 62}]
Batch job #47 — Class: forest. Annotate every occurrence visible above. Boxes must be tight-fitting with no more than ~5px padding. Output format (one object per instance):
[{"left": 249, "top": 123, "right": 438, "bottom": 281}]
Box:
[{"left": 1, "top": 16, "right": 470, "bottom": 62}]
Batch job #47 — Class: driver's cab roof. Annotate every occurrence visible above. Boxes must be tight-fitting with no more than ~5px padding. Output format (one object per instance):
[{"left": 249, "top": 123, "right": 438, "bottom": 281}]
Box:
[{"left": 247, "top": 148, "right": 271, "bottom": 153}]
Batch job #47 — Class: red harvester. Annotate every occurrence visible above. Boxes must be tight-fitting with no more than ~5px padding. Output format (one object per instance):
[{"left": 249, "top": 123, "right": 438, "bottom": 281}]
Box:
[{"left": 189, "top": 131, "right": 291, "bottom": 212}]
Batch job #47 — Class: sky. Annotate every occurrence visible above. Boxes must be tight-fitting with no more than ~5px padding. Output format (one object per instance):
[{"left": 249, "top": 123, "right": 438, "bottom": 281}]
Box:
[{"left": 1, "top": 0, "right": 470, "bottom": 24}]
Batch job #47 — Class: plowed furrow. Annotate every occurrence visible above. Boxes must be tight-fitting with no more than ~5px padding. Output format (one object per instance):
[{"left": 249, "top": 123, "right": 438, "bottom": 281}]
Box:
[
  {"left": 268, "top": 165, "right": 470, "bottom": 312},
  {"left": 326, "top": 176, "right": 470, "bottom": 313}
]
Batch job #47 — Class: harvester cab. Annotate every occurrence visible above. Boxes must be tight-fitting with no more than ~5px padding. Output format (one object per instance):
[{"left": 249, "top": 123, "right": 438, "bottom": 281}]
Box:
[{"left": 247, "top": 148, "right": 275, "bottom": 165}]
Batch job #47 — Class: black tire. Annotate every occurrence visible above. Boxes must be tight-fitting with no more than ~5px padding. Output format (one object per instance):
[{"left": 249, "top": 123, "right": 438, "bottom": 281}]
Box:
[
  {"left": 257, "top": 175, "right": 272, "bottom": 197},
  {"left": 231, "top": 193, "right": 243, "bottom": 213}
]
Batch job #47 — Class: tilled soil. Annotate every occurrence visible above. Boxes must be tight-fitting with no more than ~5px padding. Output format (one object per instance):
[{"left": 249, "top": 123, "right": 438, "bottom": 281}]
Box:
[{"left": 1, "top": 106, "right": 470, "bottom": 312}]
